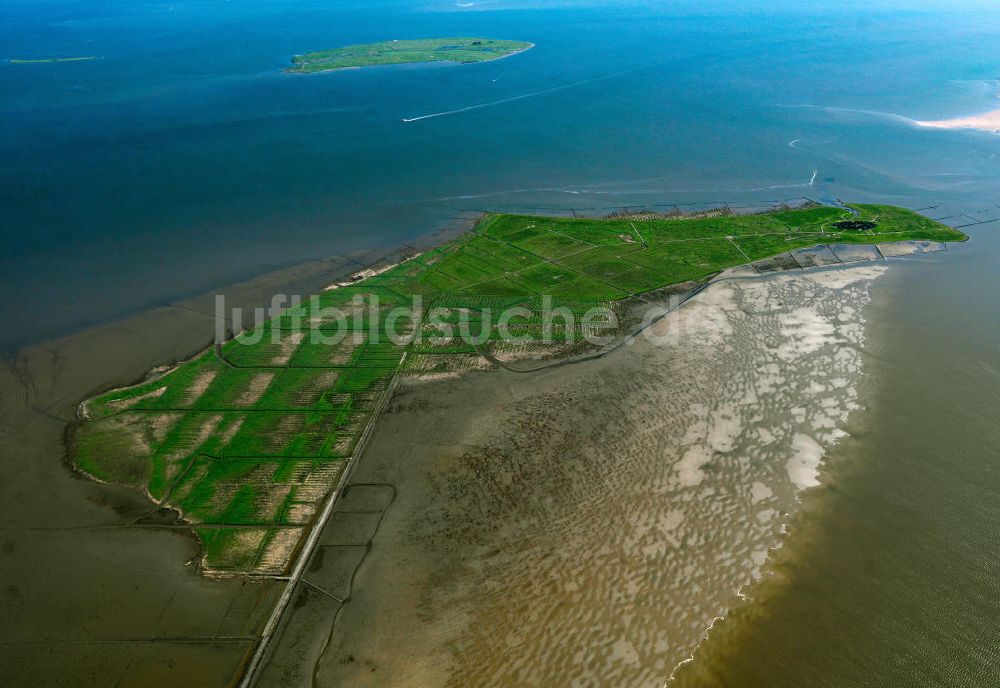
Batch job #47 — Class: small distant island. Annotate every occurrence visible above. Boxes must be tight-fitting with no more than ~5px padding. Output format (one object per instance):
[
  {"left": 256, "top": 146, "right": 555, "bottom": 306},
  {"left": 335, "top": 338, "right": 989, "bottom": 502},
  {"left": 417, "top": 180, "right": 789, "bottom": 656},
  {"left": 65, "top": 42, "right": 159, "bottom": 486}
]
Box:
[
  {"left": 286, "top": 37, "right": 533, "bottom": 74},
  {"left": 8, "top": 56, "right": 97, "bottom": 64}
]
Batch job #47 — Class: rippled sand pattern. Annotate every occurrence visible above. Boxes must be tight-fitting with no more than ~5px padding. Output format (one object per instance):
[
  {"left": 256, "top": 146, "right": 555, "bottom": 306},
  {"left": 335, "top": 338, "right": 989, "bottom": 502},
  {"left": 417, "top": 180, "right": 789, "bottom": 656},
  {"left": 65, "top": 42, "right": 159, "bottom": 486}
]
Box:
[{"left": 291, "top": 266, "right": 887, "bottom": 688}]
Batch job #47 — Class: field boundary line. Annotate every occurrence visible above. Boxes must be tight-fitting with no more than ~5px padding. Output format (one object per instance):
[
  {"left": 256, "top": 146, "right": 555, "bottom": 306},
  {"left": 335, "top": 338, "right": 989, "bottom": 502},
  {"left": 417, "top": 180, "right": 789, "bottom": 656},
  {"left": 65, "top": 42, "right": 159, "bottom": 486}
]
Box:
[{"left": 237, "top": 353, "right": 407, "bottom": 688}]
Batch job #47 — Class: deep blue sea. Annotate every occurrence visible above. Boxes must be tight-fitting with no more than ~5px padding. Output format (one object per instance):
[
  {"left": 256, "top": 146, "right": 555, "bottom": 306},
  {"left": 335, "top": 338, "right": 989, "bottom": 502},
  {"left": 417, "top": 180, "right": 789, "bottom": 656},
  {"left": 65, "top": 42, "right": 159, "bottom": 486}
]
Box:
[{"left": 3, "top": 0, "right": 1000, "bottom": 351}]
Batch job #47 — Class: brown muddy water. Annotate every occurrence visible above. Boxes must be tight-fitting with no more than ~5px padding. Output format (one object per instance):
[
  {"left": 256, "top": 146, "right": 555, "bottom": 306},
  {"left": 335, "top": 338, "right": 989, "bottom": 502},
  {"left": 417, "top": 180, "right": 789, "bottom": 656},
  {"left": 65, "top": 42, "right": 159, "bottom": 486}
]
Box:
[{"left": 259, "top": 262, "right": 893, "bottom": 687}]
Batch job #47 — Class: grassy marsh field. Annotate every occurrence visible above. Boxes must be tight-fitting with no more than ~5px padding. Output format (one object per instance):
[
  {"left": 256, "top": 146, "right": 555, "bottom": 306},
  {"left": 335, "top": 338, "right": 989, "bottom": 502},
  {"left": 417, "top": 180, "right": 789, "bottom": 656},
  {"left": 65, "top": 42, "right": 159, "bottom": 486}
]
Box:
[
  {"left": 71, "top": 203, "right": 965, "bottom": 575},
  {"left": 286, "top": 38, "right": 533, "bottom": 74}
]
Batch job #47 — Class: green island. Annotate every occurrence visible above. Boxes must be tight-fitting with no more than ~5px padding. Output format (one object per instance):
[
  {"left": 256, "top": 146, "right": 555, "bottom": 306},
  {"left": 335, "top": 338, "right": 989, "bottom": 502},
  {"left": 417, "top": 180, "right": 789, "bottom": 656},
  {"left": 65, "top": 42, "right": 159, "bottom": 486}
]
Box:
[
  {"left": 71, "top": 203, "right": 965, "bottom": 575},
  {"left": 8, "top": 56, "right": 97, "bottom": 64},
  {"left": 286, "top": 37, "right": 533, "bottom": 74}
]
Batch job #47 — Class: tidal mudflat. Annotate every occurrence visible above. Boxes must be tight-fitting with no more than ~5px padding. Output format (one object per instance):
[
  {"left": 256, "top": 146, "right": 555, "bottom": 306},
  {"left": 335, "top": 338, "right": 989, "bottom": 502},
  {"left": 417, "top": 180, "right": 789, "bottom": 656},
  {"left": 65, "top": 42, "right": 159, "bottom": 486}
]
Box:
[
  {"left": 260, "top": 262, "right": 888, "bottom": 687},
  {"left": 0, "top": 244, "right": 418, "bottom": 687}
]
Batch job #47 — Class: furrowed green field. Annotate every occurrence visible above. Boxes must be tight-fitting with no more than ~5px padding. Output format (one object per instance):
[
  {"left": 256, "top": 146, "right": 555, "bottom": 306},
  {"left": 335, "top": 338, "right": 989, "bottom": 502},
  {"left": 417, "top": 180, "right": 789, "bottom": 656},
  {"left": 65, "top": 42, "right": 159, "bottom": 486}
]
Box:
[{"left": 72, "top": 204, "right": 965, "bottom": 574}]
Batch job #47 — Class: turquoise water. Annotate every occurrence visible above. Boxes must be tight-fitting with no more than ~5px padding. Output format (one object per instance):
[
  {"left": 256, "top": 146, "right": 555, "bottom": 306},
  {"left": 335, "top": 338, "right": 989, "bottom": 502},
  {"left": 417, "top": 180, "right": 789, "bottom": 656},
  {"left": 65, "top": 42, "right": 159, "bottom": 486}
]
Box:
[{"left": 4, "top": 0, "right": 1000, "bottom": 350}]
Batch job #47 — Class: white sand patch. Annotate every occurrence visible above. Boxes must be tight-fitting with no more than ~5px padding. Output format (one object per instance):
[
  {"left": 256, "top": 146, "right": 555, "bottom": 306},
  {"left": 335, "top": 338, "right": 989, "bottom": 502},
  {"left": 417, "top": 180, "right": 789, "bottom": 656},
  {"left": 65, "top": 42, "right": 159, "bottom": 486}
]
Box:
[
  {"left": 838, "top": 305, "right": 857, "bottom": 320},
  {"left": 806, "top": 265, "right": 887, "bottom": 289},
  {"left": 776, "top": 307, "right": 837, "bottom": 361},
  {"left": 755, "top": 508, "right": 778, "bottom": 525},
  {"left": 668, "top": 285, "right": 736, "bottom": 346},
  {"left": 675, "top": 445, "right": 712, "bottom": 487},
  {"left": 749, "top": 481, "right": 773, "bottom": 504},
  {"left": 706, "top": 403, "right": 742, "bottom": 453},
  {"left": 786, "top": 433, "right": 825, "bottom": 489},
  {"left": 610, "top": 637, "right": 640, "bottom": 666},
  {"left": 878, "top": 241, "right": 945, "bottom": 258},
  {"left": 914, "top": 108, "right": 1000, "bottom": 133}
]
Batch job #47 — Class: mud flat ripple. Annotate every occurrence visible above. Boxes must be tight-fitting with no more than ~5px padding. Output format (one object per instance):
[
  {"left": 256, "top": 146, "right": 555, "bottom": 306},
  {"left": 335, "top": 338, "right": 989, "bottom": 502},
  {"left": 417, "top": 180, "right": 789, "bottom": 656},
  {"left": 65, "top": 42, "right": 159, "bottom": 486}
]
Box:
[{"left": 258, "top": 263, "right": 889, "bottom": 687}]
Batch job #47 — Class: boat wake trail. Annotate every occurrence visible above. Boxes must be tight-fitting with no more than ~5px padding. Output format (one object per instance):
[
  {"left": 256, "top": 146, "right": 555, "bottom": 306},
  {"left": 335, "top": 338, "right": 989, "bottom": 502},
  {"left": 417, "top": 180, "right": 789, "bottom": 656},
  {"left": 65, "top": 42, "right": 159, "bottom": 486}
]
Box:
[
  {"left": 780, "top": 104, "right": 919, "bottom": 126},
  {"left": 417, "top": 170, "right": 821, "bottom": 203},
  {"left": 764, "top": 168, "right": 817, "bottom": 191},
  {"left": 402, "top": 65, "right": 649, "bottom": 123},
  {"left": 789, "top": 137, "right": 835, "bottom": 150}
]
